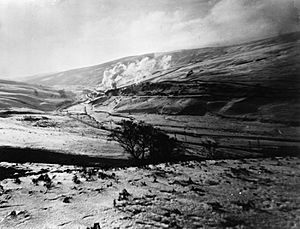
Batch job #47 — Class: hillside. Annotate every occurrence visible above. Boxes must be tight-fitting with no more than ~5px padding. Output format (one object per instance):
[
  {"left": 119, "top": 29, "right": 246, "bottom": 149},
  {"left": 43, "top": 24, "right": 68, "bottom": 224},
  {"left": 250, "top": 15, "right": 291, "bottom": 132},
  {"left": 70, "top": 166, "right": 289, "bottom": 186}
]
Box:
[
  {"left": 22, "top": 31, "right": 300, "bottom": 129},
  {"left": 24, "top": 54, "right": 158, "bottom": 88},
  {"left": 25, "top": 32, "right": 300, "bottom": 91},
  {"left": 82, "top": 32, "right": 299, "bottom": 125},
  {"left": 0, "top": 79, "right": 75, "bottom": 112}
]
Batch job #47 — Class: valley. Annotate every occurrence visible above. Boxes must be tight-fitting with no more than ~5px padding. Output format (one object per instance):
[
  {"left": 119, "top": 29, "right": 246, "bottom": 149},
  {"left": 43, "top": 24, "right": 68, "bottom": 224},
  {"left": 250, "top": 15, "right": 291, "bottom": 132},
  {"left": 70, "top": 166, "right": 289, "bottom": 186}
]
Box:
[{"left": 0, "top": 32, "right": 299, "bottom": 228}]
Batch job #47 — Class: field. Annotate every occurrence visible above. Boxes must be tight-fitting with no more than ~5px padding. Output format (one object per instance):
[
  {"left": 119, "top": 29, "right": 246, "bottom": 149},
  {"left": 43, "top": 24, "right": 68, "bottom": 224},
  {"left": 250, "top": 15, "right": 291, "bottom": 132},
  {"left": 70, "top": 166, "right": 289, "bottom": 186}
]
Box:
[{"left": 0, "top": 80, "right": 75, "bottom": 112}]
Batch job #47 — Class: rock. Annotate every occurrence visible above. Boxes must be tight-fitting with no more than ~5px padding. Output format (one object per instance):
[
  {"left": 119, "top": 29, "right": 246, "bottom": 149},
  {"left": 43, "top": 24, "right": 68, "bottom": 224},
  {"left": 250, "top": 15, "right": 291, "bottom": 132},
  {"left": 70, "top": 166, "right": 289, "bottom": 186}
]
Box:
[
  {"left": 207, "top": 202, "right": 224, "bottom": 212},
  {"left": 191, "top": 186, "right": 205, "bottom": 195},
  {"left": 72, "top": 175, "right": 81, "bottom": 184},
  {"left": 14, "top": 177, "right": 21, "bottom": 184},
  {"left": 204, "top": 179, "right": 219, "bottom": 185},
  {"left": 87, "top": 222, "right": 101, "bottom": 229},
  {"left": 149, "top": 214, "right": 162, "bottom": 222},
  {"left": 0, "top": 185, "right": 4, "bottom": 194},
  {"left": 118, "top": 189, "right": 131, "bottom": 201},
  {"left": 9, "top": 210, "right": 17, "bottom": 217},
  {"left": 232, "top": 200, "right": 255, "bottom": 211},
  {"left": 188, "top": 177, "right": 194, "bottom": 184},
  {"left": 170, "top": 208, "right": 182, "bottom": 215},
  {"left": 127, "top": 167, "right": 137, "bottom": 172},
  {"left": 63, "top": 196, "right": 72, "bottom": 203},
  {"left": 148, "top": 165, "right": 155, "bottom": 169}
]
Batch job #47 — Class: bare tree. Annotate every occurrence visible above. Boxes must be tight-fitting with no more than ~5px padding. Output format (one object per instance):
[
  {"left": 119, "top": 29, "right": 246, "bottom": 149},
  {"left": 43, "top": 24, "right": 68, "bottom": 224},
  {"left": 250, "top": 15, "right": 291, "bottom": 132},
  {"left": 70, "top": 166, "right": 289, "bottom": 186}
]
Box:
[{"left": 109, "top": 120, "right": 178, "bottom": 163}]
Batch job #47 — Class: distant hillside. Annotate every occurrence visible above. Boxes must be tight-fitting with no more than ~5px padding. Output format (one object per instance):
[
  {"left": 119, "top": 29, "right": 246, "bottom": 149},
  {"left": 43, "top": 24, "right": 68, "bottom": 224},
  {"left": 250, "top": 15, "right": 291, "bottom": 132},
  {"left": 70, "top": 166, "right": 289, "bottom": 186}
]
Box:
[
  {"left": 25, "top": 54, "right": 157, "bottom": 88},
  {"left": 88, "top": 32, "right": 300, "bottom": 125},
  {"left": 24, "top": 32, "right": 300, "bottom": 91},
  {"left": 0, "top": 80, "right": 75, "bottom": 111},
  {"left": 22, "top": 32, "right": 300, "bottom": 123}
]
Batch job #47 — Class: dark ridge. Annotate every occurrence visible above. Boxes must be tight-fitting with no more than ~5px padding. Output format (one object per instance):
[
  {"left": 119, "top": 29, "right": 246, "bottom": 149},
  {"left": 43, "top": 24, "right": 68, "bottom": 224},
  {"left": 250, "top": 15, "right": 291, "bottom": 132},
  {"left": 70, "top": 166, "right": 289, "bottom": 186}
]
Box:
[
  {"left": 0, "top": 146, "right": 197, "bottom": 169},
  {"left": 216, "top": 114, "right": 300, "bottom": 127},
  {"left": 0, "top": 146, "right": 132, "bottom": 168},
  {"left": 0, "top": 110, "right": 43, "bottom": 118},
  {"left": 0, "top": 167, "right": 29, "bottom": 180}
]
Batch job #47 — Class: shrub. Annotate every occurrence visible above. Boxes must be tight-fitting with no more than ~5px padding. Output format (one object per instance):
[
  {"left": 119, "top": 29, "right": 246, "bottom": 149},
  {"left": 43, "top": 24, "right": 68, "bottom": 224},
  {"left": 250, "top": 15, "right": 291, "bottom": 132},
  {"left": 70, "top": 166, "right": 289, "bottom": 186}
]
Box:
[
  {"left": 14, "top": 177, "right": 21, "bottom": 184},
  {"left": 72, "top": 174, "right": 81, "bottom": 184},
  {"left": 200, "top": 137, "right": 219, "bottom": 158},
  {"left": 32, "top": 174, "right": 53, "bottom": 187},
  {"left": 86, "top": 223, "right": 101, "bottom": 229},
  {"left": 109, "top": 120, "right": 178, "bottom": 163},
  {"left": 58, "top": 89, "right": 67, "bottom": 98}
]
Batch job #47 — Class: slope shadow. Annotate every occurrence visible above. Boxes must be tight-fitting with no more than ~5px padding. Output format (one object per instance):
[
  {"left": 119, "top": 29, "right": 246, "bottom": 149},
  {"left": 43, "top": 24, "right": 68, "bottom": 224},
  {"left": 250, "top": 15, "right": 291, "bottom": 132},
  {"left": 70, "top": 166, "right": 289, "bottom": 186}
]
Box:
[{"left": 0, "top": 146, "right": 132, "bottom": 168}]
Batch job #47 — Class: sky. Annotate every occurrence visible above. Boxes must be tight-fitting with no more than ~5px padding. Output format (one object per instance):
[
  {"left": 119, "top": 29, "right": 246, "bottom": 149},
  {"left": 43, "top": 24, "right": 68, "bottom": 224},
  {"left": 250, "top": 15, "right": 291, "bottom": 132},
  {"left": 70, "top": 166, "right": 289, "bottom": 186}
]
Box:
[{"left": 0, "top": 0, "right": 299, "bottom": 79}]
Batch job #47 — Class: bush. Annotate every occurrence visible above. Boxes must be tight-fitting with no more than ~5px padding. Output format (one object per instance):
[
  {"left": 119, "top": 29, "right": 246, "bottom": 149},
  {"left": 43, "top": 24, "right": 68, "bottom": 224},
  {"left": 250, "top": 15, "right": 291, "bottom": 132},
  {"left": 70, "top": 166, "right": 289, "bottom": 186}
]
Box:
[
  {"left": 72, "top": 174, "right": 81, "bottom": 184},
  {"left": 200, "top": 137, "right": 219, "bottom": 158},
  {"left": 109, "top": 120, "right": 178, "bottom": 163},
  {"left": 58, "top": 89, "right": 67, "bottom": 98}
]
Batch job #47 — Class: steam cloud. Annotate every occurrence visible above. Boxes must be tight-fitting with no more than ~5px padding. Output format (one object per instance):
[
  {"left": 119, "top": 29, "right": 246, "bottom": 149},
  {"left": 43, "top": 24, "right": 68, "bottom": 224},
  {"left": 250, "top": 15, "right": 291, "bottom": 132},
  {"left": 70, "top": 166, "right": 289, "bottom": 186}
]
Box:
[{"left": 100, "top": 55, "right": 172, "bottom": 89}]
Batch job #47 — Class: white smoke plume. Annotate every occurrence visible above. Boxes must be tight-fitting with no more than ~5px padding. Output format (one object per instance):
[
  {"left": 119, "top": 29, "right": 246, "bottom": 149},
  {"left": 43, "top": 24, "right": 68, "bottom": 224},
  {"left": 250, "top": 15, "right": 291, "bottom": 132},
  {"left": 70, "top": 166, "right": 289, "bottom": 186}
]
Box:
[
  {"left": 101, "top": 63, "right": 126, "bottom": 89},
  {"left": 159, "top": 55, "right": 172, "bottom": 70},
  {"left": 100, "top": 55, "right": 172, "bottom": 89}
]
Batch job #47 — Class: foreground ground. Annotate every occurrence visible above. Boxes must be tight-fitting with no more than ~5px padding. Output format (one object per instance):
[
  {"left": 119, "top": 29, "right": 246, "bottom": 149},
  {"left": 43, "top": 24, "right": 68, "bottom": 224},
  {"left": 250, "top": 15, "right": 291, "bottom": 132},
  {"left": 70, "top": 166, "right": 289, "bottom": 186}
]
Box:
[
  {"left": 0, "top": 98, "right": 299, "bottom": 229},
  {"left": 0, "top": 157, "right": 299, "bottom": 229}
]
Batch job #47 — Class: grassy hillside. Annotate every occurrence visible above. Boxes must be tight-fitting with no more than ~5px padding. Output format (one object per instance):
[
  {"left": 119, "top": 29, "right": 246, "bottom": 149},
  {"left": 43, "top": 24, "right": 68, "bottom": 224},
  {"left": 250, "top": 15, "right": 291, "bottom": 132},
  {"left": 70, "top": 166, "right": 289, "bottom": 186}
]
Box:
[
  {"left": 25, "top": 54, "right": 157, "bottom": 88},
  {"left": 25, "top": 32, "right": 300, "bottom": 90},
  {"left": 0, "top": 79, "right": 75, "bottom": 112},
  {"left": 91, "top": 32, "right": 300, "bottom": 125},
  {"left": 23, "top": 32, "right": 300, "bottom": 123}
]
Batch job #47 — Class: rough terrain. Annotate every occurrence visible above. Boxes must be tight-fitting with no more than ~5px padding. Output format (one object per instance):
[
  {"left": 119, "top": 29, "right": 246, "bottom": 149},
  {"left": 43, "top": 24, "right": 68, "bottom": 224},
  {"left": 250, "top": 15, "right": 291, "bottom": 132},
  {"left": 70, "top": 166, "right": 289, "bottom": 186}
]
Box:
[{"left": 0, "top": 157, "right": 299, "bottom": 229}]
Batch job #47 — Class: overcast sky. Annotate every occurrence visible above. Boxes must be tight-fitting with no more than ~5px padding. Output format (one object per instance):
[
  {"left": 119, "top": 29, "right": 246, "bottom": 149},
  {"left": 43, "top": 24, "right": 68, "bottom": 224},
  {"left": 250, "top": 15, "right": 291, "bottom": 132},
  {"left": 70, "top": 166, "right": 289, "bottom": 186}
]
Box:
[{"left": 0, "top": 0, "right": 299, "bottom": 79}]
